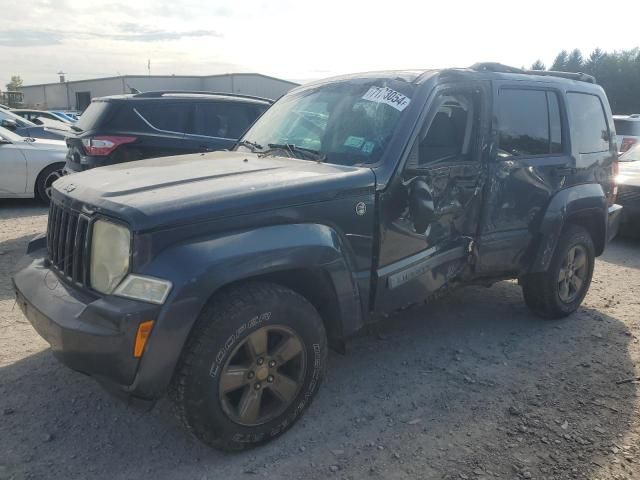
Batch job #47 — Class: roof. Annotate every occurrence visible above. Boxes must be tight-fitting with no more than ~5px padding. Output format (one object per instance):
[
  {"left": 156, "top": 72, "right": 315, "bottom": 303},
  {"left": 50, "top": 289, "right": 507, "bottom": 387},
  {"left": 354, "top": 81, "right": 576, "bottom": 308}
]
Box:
[
  {"left": 19, "top": 72, "right": 299, "bottom": 89},
  {"left": 94, "top": 91, "right": 272, "bottom": 105},
  {"left": 614, "top": 114, "right": 640, "bottom": 120},
  {"left": 290, "top": 63, "right": 601, "bottom": 95}
]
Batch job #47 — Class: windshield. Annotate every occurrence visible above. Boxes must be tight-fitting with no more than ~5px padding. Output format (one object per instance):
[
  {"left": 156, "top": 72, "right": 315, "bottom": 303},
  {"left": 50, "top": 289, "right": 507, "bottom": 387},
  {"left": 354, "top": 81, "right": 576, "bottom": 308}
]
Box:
[
  {"left": 237, "top": 79, "right": 415, "bottom": 166},
  {"left": 0, "top": 125, "right": 25, "bottom": 142},
  {"left": 620, "top": 143, "right": 640, "bottom": 162}
]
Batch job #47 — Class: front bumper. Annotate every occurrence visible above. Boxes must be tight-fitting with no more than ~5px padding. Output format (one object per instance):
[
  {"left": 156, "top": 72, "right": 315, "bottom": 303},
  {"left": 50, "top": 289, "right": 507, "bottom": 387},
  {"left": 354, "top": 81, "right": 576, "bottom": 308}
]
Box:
[
  {"left": 13, "top": 247, "right": 161, "bottom": 398},
  {"left": 607, "top": 204, "right": 623, "bottom": 242}
]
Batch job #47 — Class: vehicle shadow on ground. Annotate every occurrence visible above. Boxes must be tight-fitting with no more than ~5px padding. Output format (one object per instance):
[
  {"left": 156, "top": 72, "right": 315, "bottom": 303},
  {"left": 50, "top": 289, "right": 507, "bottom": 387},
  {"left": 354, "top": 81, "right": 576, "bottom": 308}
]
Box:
[
  {"left": 0, "top": 199, "right": 47, "bottom": 220},
  {"left": 598, "top": 236, "right": 640, "bottom": 270},
  {"left": 0, "top": 281, "right": 637, "bottom": 480},
  {"left": 0, "top": 234, "right": 45, "bottom": 302}
]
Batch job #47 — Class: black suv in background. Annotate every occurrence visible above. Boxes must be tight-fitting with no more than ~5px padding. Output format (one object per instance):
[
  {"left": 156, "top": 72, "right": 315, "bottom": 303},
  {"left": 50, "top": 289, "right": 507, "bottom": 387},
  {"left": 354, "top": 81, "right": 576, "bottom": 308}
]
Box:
[{"left": 64, "top": 91, "right": 272, "bottom": 173}]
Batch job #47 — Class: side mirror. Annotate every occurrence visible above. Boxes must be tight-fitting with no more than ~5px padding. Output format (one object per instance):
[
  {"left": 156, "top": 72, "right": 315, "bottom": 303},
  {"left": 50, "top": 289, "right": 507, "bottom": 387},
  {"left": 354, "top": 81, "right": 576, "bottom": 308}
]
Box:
[
  {"left": 409, "top": 179, "right": 436, "bottom": 234},
  {"left": 1, "top": 118, "right": 17, "bottom": 131}
]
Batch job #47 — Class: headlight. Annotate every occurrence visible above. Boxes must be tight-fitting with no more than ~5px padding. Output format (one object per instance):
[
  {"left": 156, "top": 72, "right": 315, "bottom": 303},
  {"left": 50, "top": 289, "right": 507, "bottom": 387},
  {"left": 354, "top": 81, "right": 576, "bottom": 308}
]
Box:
[
  {"left": 113, "top": 274, "right": 172, "bottom": 304},
  {"left": 90, "top": 219, "right": 130, "bottom": 294}
]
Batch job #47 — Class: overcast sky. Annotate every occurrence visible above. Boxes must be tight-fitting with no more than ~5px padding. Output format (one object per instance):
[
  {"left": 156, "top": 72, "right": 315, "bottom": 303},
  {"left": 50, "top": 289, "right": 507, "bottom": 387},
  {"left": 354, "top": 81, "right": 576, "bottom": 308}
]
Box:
[{"left": 1, "top": 0, "right": 638, "bottom": 86}]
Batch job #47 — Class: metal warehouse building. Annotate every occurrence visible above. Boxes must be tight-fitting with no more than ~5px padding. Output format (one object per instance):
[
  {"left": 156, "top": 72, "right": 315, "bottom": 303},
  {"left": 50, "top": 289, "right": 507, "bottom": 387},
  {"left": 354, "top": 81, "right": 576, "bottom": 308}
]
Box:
[{"left": 18, "top": 73, "right": 299, "bottom": 111}]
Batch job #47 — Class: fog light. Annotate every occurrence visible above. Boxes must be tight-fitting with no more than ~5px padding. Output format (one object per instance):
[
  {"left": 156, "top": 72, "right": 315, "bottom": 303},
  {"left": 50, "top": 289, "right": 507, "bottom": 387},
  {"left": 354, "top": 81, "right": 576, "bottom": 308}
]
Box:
[{"left": 113, "top": 274, "right": 172, "bottom": 304}]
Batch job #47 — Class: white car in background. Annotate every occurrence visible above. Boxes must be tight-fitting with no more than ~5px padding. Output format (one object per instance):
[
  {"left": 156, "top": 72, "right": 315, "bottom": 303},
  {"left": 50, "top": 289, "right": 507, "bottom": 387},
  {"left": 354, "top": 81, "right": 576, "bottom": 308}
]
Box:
[
  {"left": 0, "top": 126, "right": 66, "bottom": 202},
  {"left": 613, "top": 114, "right": 640, "bottom": 154}
]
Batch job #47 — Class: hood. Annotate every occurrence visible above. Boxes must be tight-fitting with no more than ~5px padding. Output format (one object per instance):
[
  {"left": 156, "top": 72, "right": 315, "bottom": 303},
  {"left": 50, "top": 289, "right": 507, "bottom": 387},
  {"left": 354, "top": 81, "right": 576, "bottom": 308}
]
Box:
[
  {"left": 618, "top": 161, "right": 640, "bottom": 188},
  {"left": 37, "top": 117, "right": 73, "bottom": 132},
  {"left": 53, "top": 151, "right": 376, "bottom": 231}
]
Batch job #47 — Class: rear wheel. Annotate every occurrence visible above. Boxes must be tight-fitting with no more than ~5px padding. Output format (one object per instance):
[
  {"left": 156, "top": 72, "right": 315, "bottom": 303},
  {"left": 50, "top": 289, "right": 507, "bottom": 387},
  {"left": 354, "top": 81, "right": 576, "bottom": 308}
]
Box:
[
  {"left": 35, "top": 163, "right": 65, "bottom": 204},
  {"left": 171, "top": 282, "right": 327, "bottom": 451},
  {"left": 522, "top": 225, "right": 595, "bottom": 319}
]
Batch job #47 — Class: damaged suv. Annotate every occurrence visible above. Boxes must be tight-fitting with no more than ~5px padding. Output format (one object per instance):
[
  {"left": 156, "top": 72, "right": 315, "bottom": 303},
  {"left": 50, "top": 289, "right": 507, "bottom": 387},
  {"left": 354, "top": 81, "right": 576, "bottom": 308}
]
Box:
[{"left": 13, "top": 64, "right": 621, "bottom": 451}]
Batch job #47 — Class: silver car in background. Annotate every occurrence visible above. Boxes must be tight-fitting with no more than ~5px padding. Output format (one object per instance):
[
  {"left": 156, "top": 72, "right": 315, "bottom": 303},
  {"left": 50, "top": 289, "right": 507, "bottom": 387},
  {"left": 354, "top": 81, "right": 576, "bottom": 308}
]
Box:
[{"left": 0, "top": 126, "right": 67, "bottom": 202}]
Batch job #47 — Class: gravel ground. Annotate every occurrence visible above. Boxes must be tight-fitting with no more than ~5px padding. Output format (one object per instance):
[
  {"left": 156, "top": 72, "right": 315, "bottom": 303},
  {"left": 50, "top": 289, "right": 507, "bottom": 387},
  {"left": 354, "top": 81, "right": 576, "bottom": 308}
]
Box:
[{"left": 0, "top": 199, "right": 639, "bottom": 480}]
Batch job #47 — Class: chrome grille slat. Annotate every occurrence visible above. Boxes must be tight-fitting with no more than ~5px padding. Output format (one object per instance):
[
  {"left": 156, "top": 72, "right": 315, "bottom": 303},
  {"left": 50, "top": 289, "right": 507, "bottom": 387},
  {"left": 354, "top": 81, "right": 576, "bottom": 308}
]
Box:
[
  {"left": 51, "top": 206, "right": 61, "bottom": 265},
  {"left": 64, "top": 214, "right": 77, "bottom": 276},
  {"left": 72, "top": 216, "right": 87, "bottom": 283},
  {"left": 82, "top": 222, "right": 90, "bottom": 285},
  {"left": 56, "top": 210, "right": 68, "bottom": 268},
  {"left": 46, "top": 203, "right": 55, "bottom": 259},
  {"left": 46, "top": 201, "right": 91, "bottom": 287}
]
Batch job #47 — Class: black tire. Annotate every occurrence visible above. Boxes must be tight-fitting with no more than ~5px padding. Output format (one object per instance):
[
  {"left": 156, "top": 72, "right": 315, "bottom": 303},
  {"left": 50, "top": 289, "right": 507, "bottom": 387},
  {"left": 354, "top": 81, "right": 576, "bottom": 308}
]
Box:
[
  {"left": 522, "top": 224, "right": 595, "bottom": 319},
  {"left": 35, "top": 163, "right": 65, "bottom": 204},
  {"left": 170, "top": 282, "right": 327, "bottom": 451}
]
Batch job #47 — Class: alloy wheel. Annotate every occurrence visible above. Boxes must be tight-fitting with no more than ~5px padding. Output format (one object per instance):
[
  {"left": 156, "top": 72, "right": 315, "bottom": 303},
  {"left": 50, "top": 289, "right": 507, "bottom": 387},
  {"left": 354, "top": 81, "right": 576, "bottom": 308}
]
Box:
[
  {"left": 218, "top": 325, "right": 306, "bottom": 426},
  {"left": 557, "top": 244, "right": 588, "bottom": 303},
  {"left": 43, "top": 168, "right": 64, "bottom": 200}
]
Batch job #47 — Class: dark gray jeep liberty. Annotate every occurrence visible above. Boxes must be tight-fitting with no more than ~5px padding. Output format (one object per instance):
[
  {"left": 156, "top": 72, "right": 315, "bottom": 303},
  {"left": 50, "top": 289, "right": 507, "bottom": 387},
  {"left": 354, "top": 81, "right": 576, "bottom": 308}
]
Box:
[{"left": 14, "top": 63, "right": 622, "bottom": 450}]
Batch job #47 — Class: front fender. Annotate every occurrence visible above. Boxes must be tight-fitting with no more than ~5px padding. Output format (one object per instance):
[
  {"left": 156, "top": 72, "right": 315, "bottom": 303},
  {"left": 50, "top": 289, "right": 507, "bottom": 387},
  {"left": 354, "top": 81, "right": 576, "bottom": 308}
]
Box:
[
  {"left": 528, "top": 183, "right": 607, "bottom": 273},
  {"left": 128, "top": 223, "right": 361, "bottom": 399}
]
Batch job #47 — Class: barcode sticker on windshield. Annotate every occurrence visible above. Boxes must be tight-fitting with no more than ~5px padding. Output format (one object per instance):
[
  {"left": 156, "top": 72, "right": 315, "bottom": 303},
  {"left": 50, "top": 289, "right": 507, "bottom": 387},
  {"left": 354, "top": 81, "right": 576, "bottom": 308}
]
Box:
[{"left": 362, "top": 86, "right": 411, "bottom": 111}]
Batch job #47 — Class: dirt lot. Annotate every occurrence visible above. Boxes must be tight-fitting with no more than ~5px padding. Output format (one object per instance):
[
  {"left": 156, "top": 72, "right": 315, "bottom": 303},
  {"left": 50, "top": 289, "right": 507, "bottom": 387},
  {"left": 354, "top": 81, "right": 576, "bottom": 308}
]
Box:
[{"left": 0, "top": 200, "right": 638, "bottom": 480}]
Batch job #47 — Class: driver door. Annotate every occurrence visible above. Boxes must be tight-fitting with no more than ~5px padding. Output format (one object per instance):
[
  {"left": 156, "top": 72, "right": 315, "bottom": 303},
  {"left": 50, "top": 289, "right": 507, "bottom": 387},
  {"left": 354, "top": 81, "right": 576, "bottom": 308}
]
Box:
[{"left": 374, "top": 82, "right": 490, "bottom": 312}]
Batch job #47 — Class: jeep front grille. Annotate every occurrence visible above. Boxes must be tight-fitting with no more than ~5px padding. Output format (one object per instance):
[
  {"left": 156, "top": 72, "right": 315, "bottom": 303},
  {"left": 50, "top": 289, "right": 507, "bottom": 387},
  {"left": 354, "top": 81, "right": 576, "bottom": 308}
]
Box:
[
  {"left": 617, "top": 185, "right": 640, "bottom": 205},
  {"left": 46, "top": 201, "right": 91, "bottom": 285}
]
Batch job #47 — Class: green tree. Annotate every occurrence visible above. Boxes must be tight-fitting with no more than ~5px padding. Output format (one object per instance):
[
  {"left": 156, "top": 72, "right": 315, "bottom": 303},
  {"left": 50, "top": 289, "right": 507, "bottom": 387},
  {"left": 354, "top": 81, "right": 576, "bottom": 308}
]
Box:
[
  {"left": 5, "top": 75, "right": 23, "bottom": 91},
  {"left": 565, "top": 49, "right": 584, "bottom": 72},
  {"left": 551, "top": 50, "right": 568, "bottom": 71},
  {"left": 545, "top": 48, "right": 640, "bottom": 114},
  {"left": 584, "top": 48, "right": 605, "bottom": 75},
  {"left": 530, "top": 59, "right": 546, "bottom": 70}
]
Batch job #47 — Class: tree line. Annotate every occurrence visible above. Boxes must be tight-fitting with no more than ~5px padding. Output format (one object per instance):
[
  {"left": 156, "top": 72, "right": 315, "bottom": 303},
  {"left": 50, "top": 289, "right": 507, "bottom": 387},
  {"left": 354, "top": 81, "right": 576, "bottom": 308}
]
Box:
[{"left": 531, "top": 48, "right": 640, "bottom": 114}]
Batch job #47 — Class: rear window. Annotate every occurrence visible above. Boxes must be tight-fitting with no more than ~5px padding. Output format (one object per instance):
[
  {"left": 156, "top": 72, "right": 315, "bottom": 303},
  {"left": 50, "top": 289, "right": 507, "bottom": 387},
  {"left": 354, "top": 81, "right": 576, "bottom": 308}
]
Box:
[
  {"left": 76, "top": 101, "right": 112, "bottom": 130},
  {"left": 191, "top": 102, "right": 267, "bottom": 139},
  {"left": 496, "top": 89, "right": 564, "bottom": 157},
  {"left": 567, "top": 93, "right": 610, "bottom": 154},
  {"left": 135, "top": 102, "right": 191, "bottom": 133},
  {"left": 614, "top": 119, "right": 640, "bottom": 136}
]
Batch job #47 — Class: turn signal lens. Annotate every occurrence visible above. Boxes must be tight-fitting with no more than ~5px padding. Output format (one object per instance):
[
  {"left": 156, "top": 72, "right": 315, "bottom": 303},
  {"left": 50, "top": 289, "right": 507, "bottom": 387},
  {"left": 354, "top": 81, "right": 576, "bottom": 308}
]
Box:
[{"left": 134, "top": 320, "right": 154, "bottom": 358}]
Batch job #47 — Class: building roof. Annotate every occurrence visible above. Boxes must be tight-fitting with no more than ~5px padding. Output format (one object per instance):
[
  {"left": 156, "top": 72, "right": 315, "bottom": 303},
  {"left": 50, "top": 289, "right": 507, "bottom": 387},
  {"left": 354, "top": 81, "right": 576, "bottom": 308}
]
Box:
[{"left": 20, "top": 72, "right": 299, "bottom": 89}]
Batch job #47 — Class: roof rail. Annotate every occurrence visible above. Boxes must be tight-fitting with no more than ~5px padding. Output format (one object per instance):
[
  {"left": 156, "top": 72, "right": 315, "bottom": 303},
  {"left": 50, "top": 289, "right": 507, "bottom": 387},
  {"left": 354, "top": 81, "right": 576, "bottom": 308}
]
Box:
[
  {"left": 469, "top": 63, "right": 596, "bottom": 84},
  {"left": 132, "top": 90, "right": 273, "bottom": 103}
]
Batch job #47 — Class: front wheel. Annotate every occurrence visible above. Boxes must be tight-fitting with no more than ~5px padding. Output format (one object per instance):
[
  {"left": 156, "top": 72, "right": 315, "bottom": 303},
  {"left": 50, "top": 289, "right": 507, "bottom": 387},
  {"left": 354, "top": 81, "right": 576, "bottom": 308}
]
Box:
[
  {"left": 171, "top": 282, "right": 327, "bottom": 451},
  {"left": 522, "top": 225, "right": 595, "bottom": 319},
  {"left": 35, "top": 163, "right": 65, "bottom": 204}
]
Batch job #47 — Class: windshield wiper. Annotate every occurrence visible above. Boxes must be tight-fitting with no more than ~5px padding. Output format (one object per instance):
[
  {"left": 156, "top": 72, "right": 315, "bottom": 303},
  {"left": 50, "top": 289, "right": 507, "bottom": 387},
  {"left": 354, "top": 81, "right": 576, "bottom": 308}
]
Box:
[
  {"left": 264, "top": 143, "right": 327, "bottom": 162},
  {"left": 236, "top": 139, "right": 263, "bottom": 152},
  {"left": 70, "top": 125, "right": 82, "bottom": 132}
]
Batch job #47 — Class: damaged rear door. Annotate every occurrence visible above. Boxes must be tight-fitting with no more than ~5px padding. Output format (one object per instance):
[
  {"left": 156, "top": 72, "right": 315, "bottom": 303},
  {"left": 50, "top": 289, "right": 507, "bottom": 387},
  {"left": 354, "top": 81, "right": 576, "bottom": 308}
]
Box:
[
  {"left": 374, "top": 81, "right": 490, "bottom": 312},
  {"left": 474, "top": 83, "right": 570, "bottom": 275}
]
